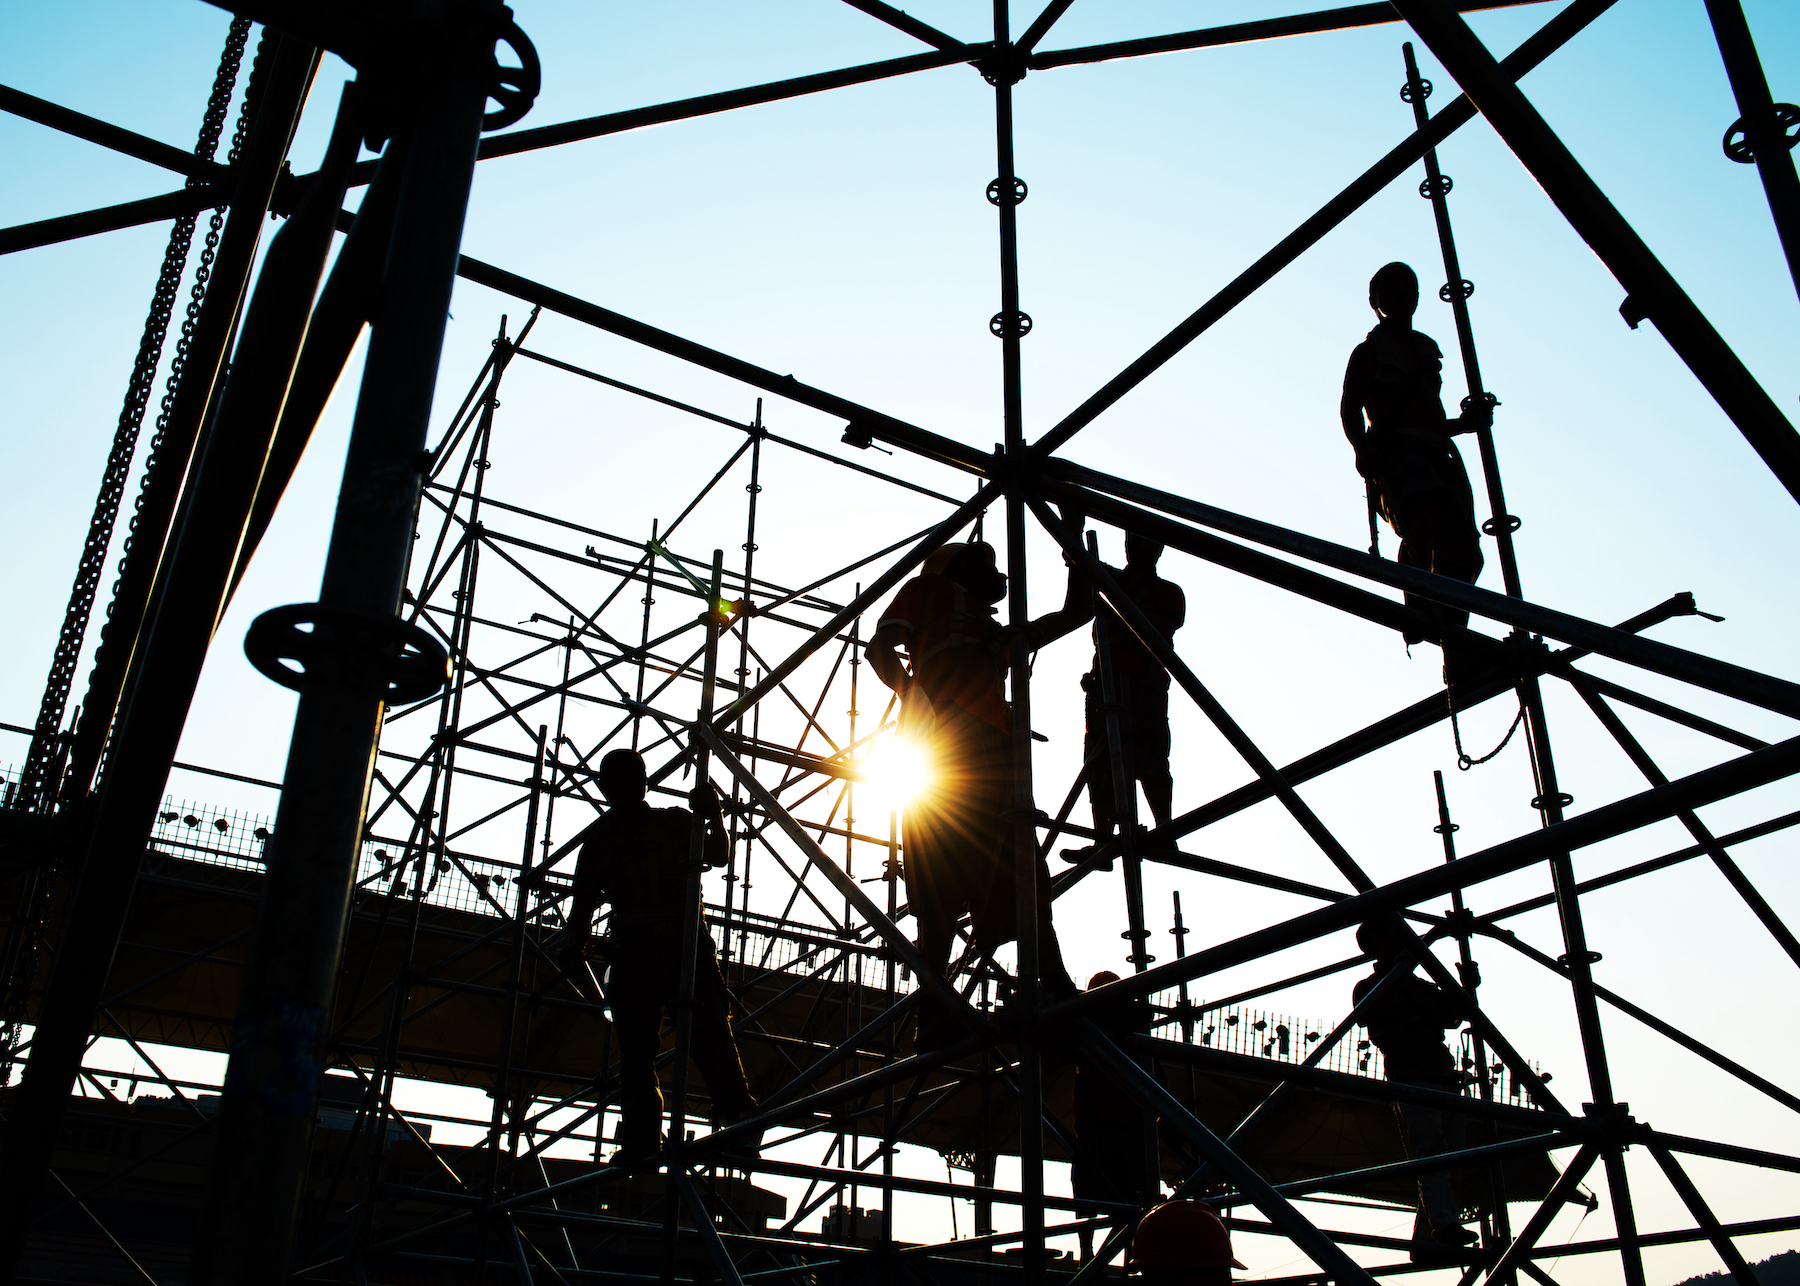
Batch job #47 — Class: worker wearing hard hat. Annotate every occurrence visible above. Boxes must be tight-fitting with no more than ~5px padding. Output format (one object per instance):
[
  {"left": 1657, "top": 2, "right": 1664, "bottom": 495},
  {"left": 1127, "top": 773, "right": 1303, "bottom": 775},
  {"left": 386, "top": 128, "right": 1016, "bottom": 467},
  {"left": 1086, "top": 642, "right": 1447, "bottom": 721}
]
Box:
[
  {"left": 1353, "top": 918, "right": 1478, "bottom": 1257},
  {"left": 865, "top": 526, "right": 1092, "bottom": 1054},
  {"left": 1340, "top": 260, "right": 1491, "bottom": 686},
  {"left": 1128, "top": 1199, "right": 1246, "bottom": 1286}
]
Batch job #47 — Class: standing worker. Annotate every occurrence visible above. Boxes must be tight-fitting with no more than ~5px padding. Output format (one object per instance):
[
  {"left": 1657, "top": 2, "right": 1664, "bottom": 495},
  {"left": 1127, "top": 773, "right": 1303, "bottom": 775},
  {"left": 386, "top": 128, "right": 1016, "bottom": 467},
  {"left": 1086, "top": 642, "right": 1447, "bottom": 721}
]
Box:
[
  {"left": 1080, "top": 531, "right": 1186, "bottom": 838},
  {"left": 1127, "top": 1199, "right": 1245, "bottom": 1286},
  {"left": 562, "top": 749, "right": 760, "bottom": 1160},
  {"left": 1340, "top": 261, "right": 1490, "bottom": 685},
  {"left": 1073, "top": 970, "right": 1158, "bottom": 1261},
  {"left": 865, "top": 528, "right": 1091, "bottom": 1054},
  {"left": 1352, "top": 918, "right": 1477, "bottom": 1257}
]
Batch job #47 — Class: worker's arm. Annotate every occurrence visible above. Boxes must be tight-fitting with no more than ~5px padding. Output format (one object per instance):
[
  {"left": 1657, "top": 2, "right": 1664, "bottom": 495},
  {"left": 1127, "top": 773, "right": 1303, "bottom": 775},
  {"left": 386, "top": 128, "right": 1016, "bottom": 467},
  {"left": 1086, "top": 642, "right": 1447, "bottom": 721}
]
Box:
[
  {"left": 1018, "top": 505, "right": 1094, "bottom": 647},
  {"left": 692, "top": 783, "right": 729, "bottom": 868},
  {"left": 1340, "top": 347, "right": 1377, "bottom": 477},
  {"left": 865, "top": 619, "right": 911, "bottom": 692},
  {"left": 1450, "top": 394, "right": 1493, "bottom": 436},
  {"left": 563, "top": 838, "right": 604, "bottom": 965}
]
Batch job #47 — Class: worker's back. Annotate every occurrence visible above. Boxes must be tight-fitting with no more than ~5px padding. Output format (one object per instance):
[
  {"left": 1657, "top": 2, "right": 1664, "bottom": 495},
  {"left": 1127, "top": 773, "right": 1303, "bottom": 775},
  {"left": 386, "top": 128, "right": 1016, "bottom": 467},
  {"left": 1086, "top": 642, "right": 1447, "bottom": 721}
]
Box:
[{"left": 573, "top": 800, "right": 694, "bottom": 929}]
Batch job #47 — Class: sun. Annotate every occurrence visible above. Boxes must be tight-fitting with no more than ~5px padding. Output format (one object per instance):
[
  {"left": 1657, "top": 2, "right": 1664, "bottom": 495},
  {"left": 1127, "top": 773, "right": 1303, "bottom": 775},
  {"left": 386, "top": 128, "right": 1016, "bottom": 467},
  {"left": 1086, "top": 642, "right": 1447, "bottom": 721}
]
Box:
[{"left": 855, "top": 737, "right": 932, "bottom": 812}]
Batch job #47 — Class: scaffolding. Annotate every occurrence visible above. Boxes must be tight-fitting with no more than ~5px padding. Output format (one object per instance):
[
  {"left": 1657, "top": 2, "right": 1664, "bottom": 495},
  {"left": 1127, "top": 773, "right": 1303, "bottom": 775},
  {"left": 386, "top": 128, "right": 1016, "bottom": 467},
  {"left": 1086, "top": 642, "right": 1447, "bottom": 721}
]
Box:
[{"left": 1, "top": 2, "right": 1798, "bottom": 1285}]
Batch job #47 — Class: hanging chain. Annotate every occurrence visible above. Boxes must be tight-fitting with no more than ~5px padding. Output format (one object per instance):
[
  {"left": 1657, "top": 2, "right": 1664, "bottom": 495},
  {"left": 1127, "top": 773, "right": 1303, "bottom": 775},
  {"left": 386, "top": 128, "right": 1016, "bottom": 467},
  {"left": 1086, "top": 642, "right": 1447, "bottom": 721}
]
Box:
[
  {"left": 0, "top": 16, "right": 256, "bottom": 1089},
  {"left": 1451, "top": 698, "right": 1525, "bottom": 771},
  {"left": 13, "top": 15, "right": 253, "bottom": 814}
]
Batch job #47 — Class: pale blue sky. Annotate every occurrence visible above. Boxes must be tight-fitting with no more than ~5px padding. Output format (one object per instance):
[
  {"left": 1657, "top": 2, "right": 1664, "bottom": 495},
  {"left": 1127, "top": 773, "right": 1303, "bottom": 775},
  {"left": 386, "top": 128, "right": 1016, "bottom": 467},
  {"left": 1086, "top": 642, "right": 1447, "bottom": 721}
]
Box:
[{"left": 2, "top": 2, "right": 1797, "bottom": 1279}]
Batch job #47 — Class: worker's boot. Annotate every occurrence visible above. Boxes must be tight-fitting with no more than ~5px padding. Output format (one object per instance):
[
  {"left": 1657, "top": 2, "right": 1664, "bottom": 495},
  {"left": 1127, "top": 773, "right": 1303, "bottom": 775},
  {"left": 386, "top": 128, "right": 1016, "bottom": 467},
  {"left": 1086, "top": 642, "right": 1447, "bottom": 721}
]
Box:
[
  {"left": 715, "top": 1104, "right": 765, "bottom": 1157},
  {"left": 610, "top": 1119, "right": 662, "bottom": 1166}
]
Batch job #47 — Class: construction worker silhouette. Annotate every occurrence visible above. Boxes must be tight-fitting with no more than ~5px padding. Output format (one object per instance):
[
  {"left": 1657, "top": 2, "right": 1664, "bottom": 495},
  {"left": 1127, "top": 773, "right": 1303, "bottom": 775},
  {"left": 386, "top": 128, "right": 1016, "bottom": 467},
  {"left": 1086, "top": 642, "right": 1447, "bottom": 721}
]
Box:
[
  {"left": 1077, "top": 531, "right": 1185, "bottom": 836},
  {"left": 1352, "top": 919, "right": 1476, "bottom": 1256},
  {"left": 1127, "top": 1199, "right": 1245, "bottom": 1286},
  {"left": 1340, "top": 261, "right": 1490, "bottom": 684},
  {"left": 865, "top": 531, "right": 1091, "bottom": 1054},
  {"left": 1073, "top": 970, "right": 1157, "bottom": 1261},
  {"left": 563, "top": 749, "right": 758, "bottom": 1159}
]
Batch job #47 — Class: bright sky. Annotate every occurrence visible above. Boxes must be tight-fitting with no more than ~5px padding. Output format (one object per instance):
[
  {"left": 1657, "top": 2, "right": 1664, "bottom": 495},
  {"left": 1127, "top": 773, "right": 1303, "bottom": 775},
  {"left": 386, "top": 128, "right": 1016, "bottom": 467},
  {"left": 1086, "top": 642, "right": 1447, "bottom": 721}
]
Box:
[{"left": 3, "top": 2, "right": 1798, "bottom": 1282}]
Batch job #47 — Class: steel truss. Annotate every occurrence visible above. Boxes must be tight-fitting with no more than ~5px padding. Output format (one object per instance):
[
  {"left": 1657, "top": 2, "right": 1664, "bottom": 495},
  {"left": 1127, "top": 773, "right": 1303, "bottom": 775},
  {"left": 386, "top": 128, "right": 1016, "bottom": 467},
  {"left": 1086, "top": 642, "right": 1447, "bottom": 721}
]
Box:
[{"left": 1, "top": 1, "right": 1797, "bottom": 1284}]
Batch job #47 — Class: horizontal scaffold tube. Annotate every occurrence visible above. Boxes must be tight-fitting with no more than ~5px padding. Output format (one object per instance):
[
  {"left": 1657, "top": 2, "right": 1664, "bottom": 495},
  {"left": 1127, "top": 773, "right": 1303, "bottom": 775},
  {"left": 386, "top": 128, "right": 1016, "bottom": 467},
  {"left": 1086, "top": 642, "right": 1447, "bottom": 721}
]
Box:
[
  {"left": 1050, "top": 459, "right": 1800, "bottom": 720},
  {"left": 1051, "top": 733, "right": 1800, "bottom": 1017}
]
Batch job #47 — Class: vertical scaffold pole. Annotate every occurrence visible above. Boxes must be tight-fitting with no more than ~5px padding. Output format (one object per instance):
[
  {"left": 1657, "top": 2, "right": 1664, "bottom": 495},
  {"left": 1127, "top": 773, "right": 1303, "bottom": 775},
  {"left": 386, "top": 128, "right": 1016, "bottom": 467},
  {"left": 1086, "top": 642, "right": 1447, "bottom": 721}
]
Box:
[
  {"left": 1432, "top": 770, "right": 1512, "bottom": 1275},
  {"left": 1400, "top": 41, "right": 1523, "bottom": 600},
  {"left": 723, "top": 404, "right": 763, "bottom": 978},
  {"left": 661, "top": 549, "right": 727, "bottom": 1284},
  {"left": 989, "top": 1, "right": 1045, "bottom": 1277}
]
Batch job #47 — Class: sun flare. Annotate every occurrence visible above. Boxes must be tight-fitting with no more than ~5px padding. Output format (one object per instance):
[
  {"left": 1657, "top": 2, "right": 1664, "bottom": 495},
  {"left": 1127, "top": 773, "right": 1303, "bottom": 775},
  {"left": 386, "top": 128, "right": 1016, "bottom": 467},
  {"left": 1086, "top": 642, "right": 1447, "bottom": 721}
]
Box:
[{"left": 856, "top": 737, "right": 932, "bottom": 810}]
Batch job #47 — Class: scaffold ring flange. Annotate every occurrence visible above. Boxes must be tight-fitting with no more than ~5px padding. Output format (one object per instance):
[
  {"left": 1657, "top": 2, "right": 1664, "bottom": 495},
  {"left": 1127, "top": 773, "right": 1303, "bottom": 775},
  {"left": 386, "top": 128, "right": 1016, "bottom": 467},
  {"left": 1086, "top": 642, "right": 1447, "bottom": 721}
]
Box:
[
  {"left": 1440, "top": 278, "right": 1475, "bottom": 302},
  {"left": 987, "top": 176, "right": 1028, "bottom": 206},
  {"left": 1723, "top": 103, "right": 1800, "bottom": 163},
  {"left": 990, "top": 310, "right": 1032, "bottom": 338},
  {"left": 1419, "top": 173, "right": 1453, "bottom": 200},
  {"left": 245, "top": 603, "right": 449, "bottom": 704},
  {"left": 1401, "top": 76, "right": 1432, "bottom": 103}
]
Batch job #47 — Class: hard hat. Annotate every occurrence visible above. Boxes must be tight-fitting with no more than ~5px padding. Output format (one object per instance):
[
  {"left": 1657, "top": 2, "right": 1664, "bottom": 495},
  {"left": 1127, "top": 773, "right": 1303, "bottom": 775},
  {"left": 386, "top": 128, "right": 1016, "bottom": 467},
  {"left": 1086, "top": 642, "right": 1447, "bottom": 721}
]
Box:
[
  {"left": 922, "top": 544, "right": 967, "bottom": 577},
  {"left": 1128, "top": 1201, "right": 1246, "bottom": 1270},
  {"left": 1088, "top": 970, "right": 1121, "bottom": 990}
]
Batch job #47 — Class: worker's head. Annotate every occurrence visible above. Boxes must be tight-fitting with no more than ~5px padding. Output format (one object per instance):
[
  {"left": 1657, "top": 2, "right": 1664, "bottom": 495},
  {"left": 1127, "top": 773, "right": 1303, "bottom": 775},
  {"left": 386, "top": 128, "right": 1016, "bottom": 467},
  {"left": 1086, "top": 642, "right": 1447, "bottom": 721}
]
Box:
[
  {"left": 1129, "top": 1200, "right": 1245, "bottom": 1286},
  {"left": 599, "top": 749, "right": 649, "bottom": 805},
  {"left": 945, "top": 541, "right": 1008, "bottom": 605},
  {"left": 1356, "top": 917, "right": 1410, "bottom": 964},
  {"left": 1088, "top": 970, "right": 1121, "bottom": 990},
  {"left": 1369, "top": 261, "right": 1419, "bottom": 323},
  {"left": 1125, "top": 531, "right": 1165, "bottom": 570}
]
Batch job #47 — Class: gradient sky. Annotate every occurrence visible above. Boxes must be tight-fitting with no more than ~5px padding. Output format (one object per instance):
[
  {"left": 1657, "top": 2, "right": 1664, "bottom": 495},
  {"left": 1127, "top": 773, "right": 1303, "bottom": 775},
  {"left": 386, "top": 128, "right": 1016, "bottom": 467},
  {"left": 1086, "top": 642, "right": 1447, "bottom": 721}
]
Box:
[{"left": 2, "top": 2, "right": 1797, "bottom": 1281}]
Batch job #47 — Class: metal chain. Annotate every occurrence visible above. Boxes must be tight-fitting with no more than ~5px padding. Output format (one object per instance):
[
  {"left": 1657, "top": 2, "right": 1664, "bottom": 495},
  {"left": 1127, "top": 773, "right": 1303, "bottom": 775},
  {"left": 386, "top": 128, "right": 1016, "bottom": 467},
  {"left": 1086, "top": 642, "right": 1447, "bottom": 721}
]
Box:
[
  {"left": 14, "top": 15, "right": 253, "bottom": 814},
  {"left": 0, "top": 15, "right": 256, "bottom": 1087},
  {"left": 1451, "top": 699, "right": 1525, "bottom": 771}
]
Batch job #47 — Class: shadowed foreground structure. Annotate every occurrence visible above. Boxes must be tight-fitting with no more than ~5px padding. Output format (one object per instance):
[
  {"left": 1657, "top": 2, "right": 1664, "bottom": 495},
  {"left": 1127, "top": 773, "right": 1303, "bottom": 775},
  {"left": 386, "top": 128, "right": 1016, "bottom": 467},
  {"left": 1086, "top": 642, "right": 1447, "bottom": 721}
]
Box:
[{"left": 1, "top": 1, "right": 1797, "bottom": 1283}]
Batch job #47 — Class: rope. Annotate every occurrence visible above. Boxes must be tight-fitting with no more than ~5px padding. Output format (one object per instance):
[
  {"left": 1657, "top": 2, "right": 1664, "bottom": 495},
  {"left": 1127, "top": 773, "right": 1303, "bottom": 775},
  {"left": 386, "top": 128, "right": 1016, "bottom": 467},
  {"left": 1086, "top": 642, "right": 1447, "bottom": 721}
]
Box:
[{"left": 1451, "top": 697, "right": 1525, "bottom": 771}]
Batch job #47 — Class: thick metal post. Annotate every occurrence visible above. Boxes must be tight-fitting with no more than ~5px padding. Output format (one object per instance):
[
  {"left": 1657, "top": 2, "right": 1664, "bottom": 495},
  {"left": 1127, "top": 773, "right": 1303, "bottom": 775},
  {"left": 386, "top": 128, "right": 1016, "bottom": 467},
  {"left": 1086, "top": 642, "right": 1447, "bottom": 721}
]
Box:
[
  {"left": 1390, "top": 0, "right": 1800, "bottom": 505},
  {"left": 1400, "top": 41, "right": 1523, "bottom": 599},
  {"left": 661, "top": 550, "right": 727, "bottom": 1284},
  {"left": 989, "top": 2, "right": 1045, "bottom": 1278},
  {"left": 1702, "top": 0, "right": 1800, "bottom": 302},
  {"left": 0, "top": 37, "right": 319, "bottom": 1274},
  {"left": 1432, "top": 772, "right": 1512, "bottom": 1271},
  {"left": 185, "top": 19, "right": 493, "bottom": 1279}
]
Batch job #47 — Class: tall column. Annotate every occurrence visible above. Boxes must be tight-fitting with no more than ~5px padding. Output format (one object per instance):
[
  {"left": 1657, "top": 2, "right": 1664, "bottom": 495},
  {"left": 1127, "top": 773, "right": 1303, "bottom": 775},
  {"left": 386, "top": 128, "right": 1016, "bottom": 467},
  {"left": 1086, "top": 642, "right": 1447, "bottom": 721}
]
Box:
[{"left": 186, "top": 9, "right": 509, "bottom": 1276}]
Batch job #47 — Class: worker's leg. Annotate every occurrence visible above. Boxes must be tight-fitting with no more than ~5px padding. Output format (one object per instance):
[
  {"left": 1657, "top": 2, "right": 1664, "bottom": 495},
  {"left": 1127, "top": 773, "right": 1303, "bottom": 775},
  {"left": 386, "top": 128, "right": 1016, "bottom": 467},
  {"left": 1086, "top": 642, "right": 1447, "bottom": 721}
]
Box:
[
  {"left": 1129, "top": 680, "right": 1174, "bottom": 830},
  {"left": 1033, "top": 854, "right": 1078, "bottom": 997},
  {"left": 904, "top": 816, "right": 962, "bottom": 1054},
  {"left": 687, "top": 937, "right": 756, "bottom": 1120},
  {"left": 1083, "top": 677, "right": 1118, "bottom": 836},
  {"left": 1396, "top": 1101, "right": 1467, "bottom": 1241},
  {"left": 607, "top": 959, "right": 667, "bottom": 1156}
]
